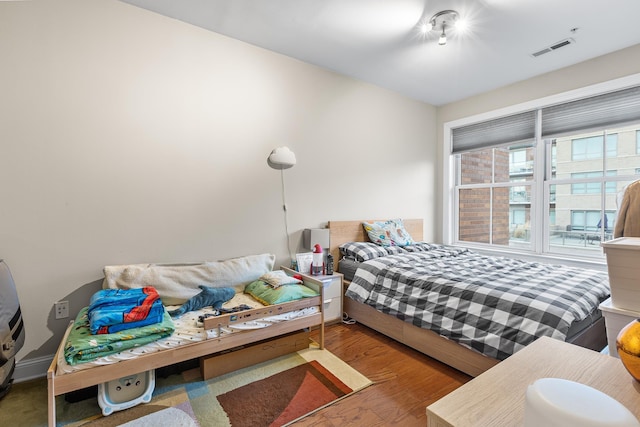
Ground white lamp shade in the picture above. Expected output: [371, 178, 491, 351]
[267, 147, 296, 169]
[303, 228, 330, 251]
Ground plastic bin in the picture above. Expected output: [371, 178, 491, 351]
[602, 237, 640, 312]
[599, 298, 640, 358]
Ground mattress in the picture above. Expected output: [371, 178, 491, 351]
[341, 244, 609, 359]
[56, 292, 318, 375]
[338, 258, 359, 282]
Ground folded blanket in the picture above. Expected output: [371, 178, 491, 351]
[91, 301, 165, 334]
[88, 287, 163, 335]
[65, 306, 175, 365]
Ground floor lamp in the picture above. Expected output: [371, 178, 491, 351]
[267, 147, 296, 264]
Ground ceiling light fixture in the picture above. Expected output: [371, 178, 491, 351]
[439, 25, 447, 45]
[421, 9, 461, 46]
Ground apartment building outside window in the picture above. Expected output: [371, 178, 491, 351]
[571, 134, 617, 160]
[448, 85, 640, 260]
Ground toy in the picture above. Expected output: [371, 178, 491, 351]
[168, 285, 235, 317]
[97, 370, 155, 416]
[311, 244, 324, 276]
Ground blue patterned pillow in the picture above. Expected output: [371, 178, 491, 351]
[339, 242, 388, 262]
[362, 219, 415, 247]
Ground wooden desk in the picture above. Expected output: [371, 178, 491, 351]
[426, 336, 640, 427]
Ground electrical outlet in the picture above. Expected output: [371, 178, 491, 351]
[55, 300, 69, 319]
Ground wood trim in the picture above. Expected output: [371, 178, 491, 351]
[343, 297, 498, 377]
[203, 296, 321, 329]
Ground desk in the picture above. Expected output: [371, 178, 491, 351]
[426, 336, 640, 427]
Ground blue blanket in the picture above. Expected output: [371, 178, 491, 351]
[88, 287, 164, 334]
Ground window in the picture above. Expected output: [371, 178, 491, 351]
[448, 84, 640, 260]
[571, 171, 617, 194]
[571, 134, 617, 160]
[457, 144, 534, 247]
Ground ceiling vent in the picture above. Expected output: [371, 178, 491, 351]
[531, 38, 575, 58]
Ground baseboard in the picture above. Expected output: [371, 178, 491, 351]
[14, 355, 54, 383]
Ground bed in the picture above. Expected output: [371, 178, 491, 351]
[329, 219, 610, 377]
[46, 261, 325, 427]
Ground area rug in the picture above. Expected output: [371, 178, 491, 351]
[55, 344, 372, 427]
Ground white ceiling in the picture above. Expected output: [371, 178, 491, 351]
[120, 0, 640, 106]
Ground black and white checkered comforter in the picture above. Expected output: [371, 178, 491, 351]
[345, 244, 610, 360]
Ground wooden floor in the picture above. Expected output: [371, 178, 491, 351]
[299, 322, 471, 426]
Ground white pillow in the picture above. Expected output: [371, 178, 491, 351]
[259, 270, 302, 289]
[103, 253, 276, 305]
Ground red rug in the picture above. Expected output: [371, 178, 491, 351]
[218, 360, 352, 427]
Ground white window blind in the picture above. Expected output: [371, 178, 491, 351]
[451, 110, 536, 153]
[541, 86, 640, 138]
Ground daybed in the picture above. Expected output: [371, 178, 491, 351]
[47, 256, 325, 426]
[329, 219, 609, 377]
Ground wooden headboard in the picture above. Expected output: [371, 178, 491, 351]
[328, 219, 424, 270]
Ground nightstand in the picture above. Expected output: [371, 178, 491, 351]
[281, 267, 343, 324]
[311, 272, 343, 324]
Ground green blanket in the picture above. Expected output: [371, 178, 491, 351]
[64, 306, 175, 365]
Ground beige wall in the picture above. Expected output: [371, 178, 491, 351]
[436, 43, 640, 243]
[0, 0, 436, 367]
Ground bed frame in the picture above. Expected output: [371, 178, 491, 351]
[47, 271, 325, 426]
[328, 219, 607, 377]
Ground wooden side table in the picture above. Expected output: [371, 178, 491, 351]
[426, 336, 640, 427]
[308, 272, 343, 323]
[282, 267, 343, 323]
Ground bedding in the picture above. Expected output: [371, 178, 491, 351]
[88, 287, 164, 334]
[258, 270, 303, 288]
[65, 306, 175, 365]
[362, 218, 415, 246]
[103, 253, 276, 305]
[56, 291, 320, 375]
[244, 279, 320, 305]
[345, 243, 610, 360]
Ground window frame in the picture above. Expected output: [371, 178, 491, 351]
[442, 73, 640, 266]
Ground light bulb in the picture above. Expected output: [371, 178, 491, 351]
[420, 21, 433, 34]
[455, 18, 468, 32]
[438, 28, 447, 45]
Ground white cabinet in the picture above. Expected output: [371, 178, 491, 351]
[281, 267, 343, 324]
[316, 273, 343, 323]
